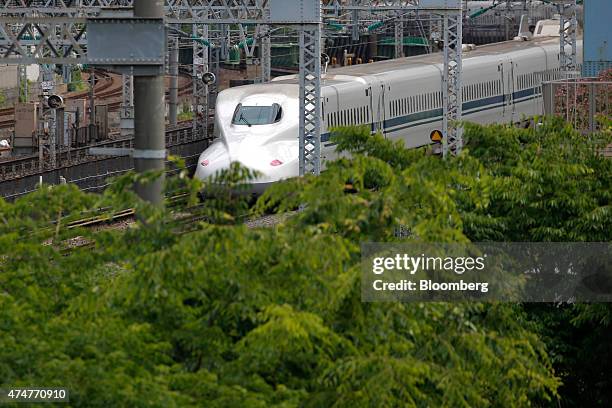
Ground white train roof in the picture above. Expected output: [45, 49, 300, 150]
[271, 36, 564, 87]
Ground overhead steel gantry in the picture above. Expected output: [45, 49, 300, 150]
[556, 0, 578, 77]
[0, 0, 465, 193]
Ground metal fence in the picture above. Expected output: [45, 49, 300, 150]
[543, 79, 612, 134]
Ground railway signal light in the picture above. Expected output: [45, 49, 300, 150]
[431, 130, 443, 156]
[430, 129, 443, 144]
[46, 94, 64, 110]
[202, 72, 216, 86]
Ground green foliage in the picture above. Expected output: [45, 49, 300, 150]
[178, 104, 194, 121]
[18, 80, 31, 103]
[68, 68, 87, 92]
[463, 118, 612, 241]
[1, 119, 610, 406]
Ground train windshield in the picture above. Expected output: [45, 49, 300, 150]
[232, 103, 282, 126]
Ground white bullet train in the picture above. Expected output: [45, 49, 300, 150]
[195, 25, 582, 192]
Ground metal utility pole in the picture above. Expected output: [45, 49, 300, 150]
[351, 0, 360, 42]
[192, 22, 209, 140]
[169, 35, 179, 126]
[120, 73, 134, 136]
[133, 0, 165, 205]
[441, 7, 463, 158]
[220, 24, 230, 61]
[259, 24, 272, 83]
[62, 65, 72, 85]
[298, 21, 322, 176]
[88, 68, 96, 136]
[558, 0, 578, 77]
[395, 11, 404, 59]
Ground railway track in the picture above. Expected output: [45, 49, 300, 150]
[0, 69, 115, 129]
[0, 70, 192, 130]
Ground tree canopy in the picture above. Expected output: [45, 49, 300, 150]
[0, 118, 610, 407]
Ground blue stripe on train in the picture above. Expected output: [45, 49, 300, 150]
[322, 87, 540, 141]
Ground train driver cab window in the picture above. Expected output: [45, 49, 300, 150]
[232, 103, 282, 126]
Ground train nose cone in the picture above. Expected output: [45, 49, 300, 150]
[195, 141, 231, 181]
[195, 137, 299, 194]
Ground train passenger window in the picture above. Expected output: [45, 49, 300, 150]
[232, 103, 282, 126]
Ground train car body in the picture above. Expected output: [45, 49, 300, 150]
[196, 34, 583, 192]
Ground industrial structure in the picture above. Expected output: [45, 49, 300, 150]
[0, 0, 600, 202]
[582, 0, 611, 77]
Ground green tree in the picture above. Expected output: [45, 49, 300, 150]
[1, 119, 610, 407]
